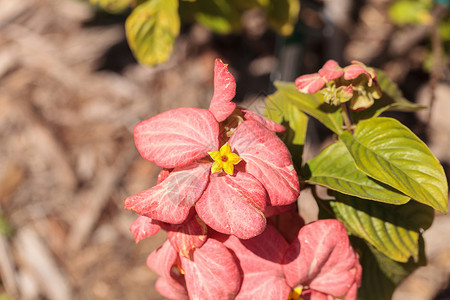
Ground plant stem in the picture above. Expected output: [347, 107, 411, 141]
[341, 103, 352, 132]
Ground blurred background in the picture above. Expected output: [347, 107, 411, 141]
[0, 0, 449, 299]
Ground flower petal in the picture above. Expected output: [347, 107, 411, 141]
[241, 109, 285, 133]
[283, 219, 361, 298]
[208, 150, 221, 161]
[318, 59, 344, 82]
[209, 59, 237, 122]
[295, 73, 325, 94]
[155, 278, 189, 300]
[129, 216, 162, 243]
[195, 172, 267, 239]
[147, 241, 188, 299]
[124, 162, 211, 224]
[227, 152, 242, 165]
[134, 108, 219, 168]
[180, 238, 241, 299]
[223, 225, 291, 300]
[229, 120, 300, 206]
[168, 215, 208, 258]
[343, 62, 372, 81]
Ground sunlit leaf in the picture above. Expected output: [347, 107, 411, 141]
[330, 192, 433, 262]
[303, 141, 410, 204]
[274, 81, 343, 134]
[340, 117, 448, 213]
[265, 89, 308, 169]
[125, 0, 180, 65]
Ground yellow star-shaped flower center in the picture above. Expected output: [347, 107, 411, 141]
[208, 142, 242, 175]
[287, 286, 304, 300]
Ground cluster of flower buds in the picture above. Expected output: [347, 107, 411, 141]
[295, 60, 382, 111]
[125, 59, 362, 299]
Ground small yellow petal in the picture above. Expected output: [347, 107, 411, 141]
[223, 162, 234, 175]
[208, 150, 221, 161]
[227, 153, 242, 165]
[219, 142, 232, 156]
[211, 161, 223, 173]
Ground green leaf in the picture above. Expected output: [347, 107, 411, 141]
[303, 141, 410, 204]
[355, 236, 426, 300]
[125, 0, 180, 66]
[274, 81, 343, 134]
[340, 118, 448, 213]
[352, 69, 426, 122]
[389, 0, 433, 25]
[330, 192, 433, 262]
[90, 0, 134, 14]
[265, 90, 308, 169]
[259, 0, 300, 36]
[190, 0, 242, 34]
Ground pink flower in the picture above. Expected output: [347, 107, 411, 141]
[125, 59, 299, 239]
[145, 218, 361, 300]
[294, 60, 381, 111]
[283, 219, 362, 300]
[147, 235, 242, 299]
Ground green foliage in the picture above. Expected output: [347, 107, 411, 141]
[340, 117, 448, 213]
[257, 0, 300, 36]
[356, 237, 426, 300]
[125, 0, 180, 66]
[274, 81, 343, 134]
[89, 0, 134, 14]
[389, 0, 433, 25]
[265, 88, 308, 170]
[330, 192, 433, 262]
[89, 0, 300, 65]
[303, 141, 409, 204]
[0, 213, 13, 237]
[266, 63, 448, 298]
[185, 0, 242, 34]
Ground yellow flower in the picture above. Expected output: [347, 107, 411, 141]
[288, 286, 304, 300]
[208, 142, 242, 175]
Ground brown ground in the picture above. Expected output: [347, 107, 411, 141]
[0, 0, 449, 299]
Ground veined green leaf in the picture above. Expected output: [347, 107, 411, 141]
[274, 81, 343, 134]
[355, 236, 426, 300]
[125, 0, 180, 66]
[265, 90, 308, 169]
[303, 141, 409, 203]
[352, 69, 426, 122]
[331, 192, 433, 262]
[340, 117, 448, 213]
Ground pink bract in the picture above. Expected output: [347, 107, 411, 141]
[295, 73, 325, 94]
[125, 59, 299, 239]
[223, 225, 291, 300]
[148, 238, 242, 299]
[129, 216, 162, 243]
[283, 219, 362, 299]
[209, 59, 237, 122]
[318, 59, 344, 82]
